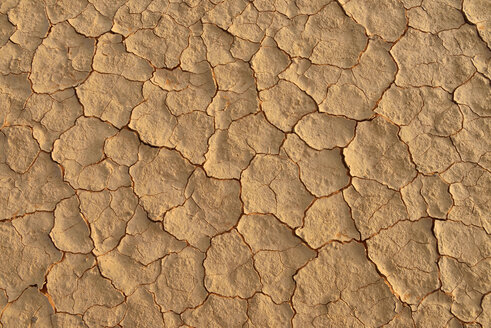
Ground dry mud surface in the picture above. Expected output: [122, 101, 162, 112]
[0, 0, 490, 327]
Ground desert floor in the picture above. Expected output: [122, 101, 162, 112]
[0, 0, 490, 327]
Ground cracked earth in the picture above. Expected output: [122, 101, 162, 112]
[0, 0, 490, 327]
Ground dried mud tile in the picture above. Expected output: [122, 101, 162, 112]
[391, 28, 476, 91]
[451, 110, 490, 170]
[129, 146, 194, 220]
[418, 176, 454, 219]
[412, 291, 460, 327]
[47, 253, 124, 314]
[254, 0, 330, 17]
[24, 89, 84, 152]
[0, 212, 61, 301]
[259, 80, 317, 132]
[78, 187, 139, 256]
[51, 313, 87, 328]
[407, 0, 465, 33]
[454, 73, 491, 117]
[83, 302, 126, 328]
[45, 0, 88, 24]
[68, 4, 113, 37]
[246, 293, 294, 328]
[202, 23, 235, 67]
[241, 154, 314, 228]
[0, 287, 53, 328]
[163, 168, 241, 251]
[128, 81, 177, 148]
[230, 36, 260, 61]
[255, 245, 315, 304]
[294, 112, 356, 150]
[2, 125, 39, 173]
[87, 0, 127, 18]
[149, 246, 207, 313]
[152, 67, 216, 115]
[367, 218, 440, 305]
[120, 287, 165, 328]
[119, 206, 186, 265]
[30, 22, 95, 93]
[182, 294, 248, 327]
[0, 40, 33, 74]
[228, 3, 264, 43]
[52, 117, 128, 190]
[1, 0, 490, 325]
[50, 195, 94, 253]
[341, 0, 407, 42]
[0, 13, 15, 47]
[206, 88, 259, 129]
[283, 133, 350, 196]
[0, 152, 74, 220]
[476, 293, 491, 327]
[180, 34, 211, 73]
[320, 38, 397, 120]
[204, 230, 261, 298]
[297, 193, 360, 248]
[76, 72, 144, 129]
[401, 174, 453, 220]
[104, 128, 140, 167]
[250, 37, 290, 90]
[7, 0, 49, 50]
[165, 0, 213, 27]
[275, 2, 367, 68]
[93, 33, 153, 81]
[382, 305, 415, 328]
[214, 60, 255, 94]
[204, 112, 283, 179]
[279, 58, 341, 104]
[463, 0, 491, 48]
[75, 158, 132, 191]
[162, 312, 183, 328]
[441, 162, 490, 231]
[293, 242, 399, 327]
[96, 249, 161, 295]
[169, 111, 215, 165]
[439, 24, 491, 78]
[237, 213, 304, 252]
[124, 14, 189, 68]
[396, 87, 463, 173]
[376, 85, 424, 126]
[0, 288, 7, 313]
[202, 0, 249, 30]
[320, 300, 384, 327]
[52, 116, 116, 168]
[434, 220, 490, 266]
[344, 117, 417, 189]
[0, 73, 32, 126]
[344, 177, 409, 239]
[439, 256, 490, 322]
[111, 1, 158, 37]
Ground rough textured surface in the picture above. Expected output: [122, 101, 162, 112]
[0, 1, 490, 327]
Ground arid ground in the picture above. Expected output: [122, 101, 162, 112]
[0, 0, 490, 327]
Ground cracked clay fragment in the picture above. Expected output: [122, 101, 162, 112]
[204, 230, 261, 298]
[30, 22, 95, 93]
[344, 117, 417, 189]
[297, 193, 360, 248]
[367, 218, 440, 305]
[293, 242, 399, 327]
[241, 153, 314, 228]
[129, 145, 194, 220]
